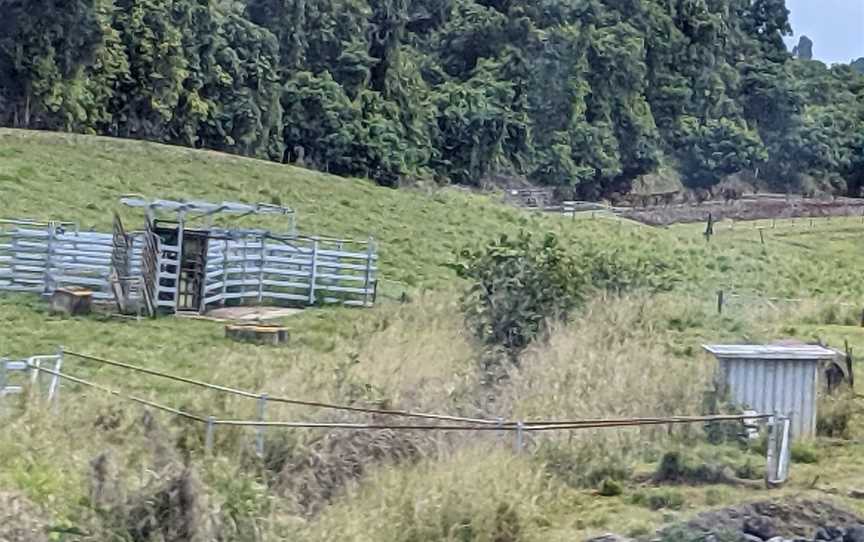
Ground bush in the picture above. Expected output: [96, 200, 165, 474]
[630, 488, 685, 511]
[790, 442, 820, 464]
[453, 232, 584, 362]
[454, 231, 674, 372]
[598, 478, 623, 497]
[817, 392, 857, 439]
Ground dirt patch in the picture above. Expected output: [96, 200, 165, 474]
[196, 306, 303, 323]
[679, 498, 864, 539]
[619, 195, 864, 226]
[0, 492, 50, 542]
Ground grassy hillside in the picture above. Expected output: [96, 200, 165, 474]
[1, 130, 864, 541]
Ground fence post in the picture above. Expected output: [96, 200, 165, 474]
[258, 237, 266, 303]
[777, 416, 791, 483]
[256, 393, 268, 458]
[43, 222, 56, 294]
[205, 416, 215, 454]
[704, 213, 714, 242]
[0, 358, 7, 397]
[717, 290, 724, 315]
[308, 239, 318, 305]
[241, 238, 248, 301]
[765, 415, 777, 486]
[30, 357, 41, 386]
[364, 237, 375, 307]
[221, 239, 228, 306]
[47, 348, 64, 410]
[514, 421, 524, 453]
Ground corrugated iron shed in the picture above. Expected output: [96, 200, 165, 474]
[703, 344, 837, 438]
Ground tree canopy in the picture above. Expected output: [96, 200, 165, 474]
[1, 0, 861, 196]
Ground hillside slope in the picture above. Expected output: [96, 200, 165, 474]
[1, 130, 863, 541]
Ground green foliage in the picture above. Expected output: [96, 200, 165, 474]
[454, 232, 583, 359]
[676, 118, 768, 188]
[817, 391, 857, 439]
[790, 441, 819, 464]
[1, 0, 862, 192]
[629, 488, 685, 511]
[598, 478, 623, 497]
[454, 230, 677, 364]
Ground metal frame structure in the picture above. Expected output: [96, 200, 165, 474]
[704, 344, 838, 438]
[0, 197, 378, 317]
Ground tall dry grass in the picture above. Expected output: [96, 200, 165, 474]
[0, 291, 817, 540]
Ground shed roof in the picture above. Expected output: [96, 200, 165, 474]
[702, 344, 840, 360]
[120, 196, 294, 216]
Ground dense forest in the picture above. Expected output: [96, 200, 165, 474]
[1, 0, 862, 198]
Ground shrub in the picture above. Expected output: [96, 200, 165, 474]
[453, 232, 583, 363]
[630, 488, 685, 511]
[817, 392, 857, 439]
[454, 231, 675, 372]
[535, 441, 632, 489]
[598, 478, 623, 497]
[790, 442, 819, 464]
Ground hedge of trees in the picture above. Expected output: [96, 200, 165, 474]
[1, 0, 862, 197]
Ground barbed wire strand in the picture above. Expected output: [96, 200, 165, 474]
[64, 350, 498, 425]
[36, 361, 771, 433]
[35, 365, 206, 423]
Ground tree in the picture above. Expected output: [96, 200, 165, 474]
[0, 0, 102, 128]
[676, 117, 767, 188]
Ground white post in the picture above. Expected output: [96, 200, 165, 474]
[221, 239, 228, 306]
[256, 393, 268, 458]
[514, 421, 524, 453]
[47, 348, 64, 411]
[364, 237, 375, 307]
[258, 237, 266, 303]
[205, 416, 215, 454]
[0, 358, 7, 397]
[777, 416, 791, 483]
[174, 211, 185, 312]
[765, 415, 778, 485]
[309, 240, 318, 305]
[43, 222, 55, 294]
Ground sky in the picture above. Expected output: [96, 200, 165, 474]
[784, 0, 864, 64]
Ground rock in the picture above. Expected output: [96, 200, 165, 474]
[740, 535, 764, 542]
[744, 518, 781, 540]
[827, 528, 847, 540]
[849, 490, 864, 500]
[844, 527, 864, 542]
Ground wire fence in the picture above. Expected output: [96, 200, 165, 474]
[5, 349, 773, 453]
[5, 347, 794, 484]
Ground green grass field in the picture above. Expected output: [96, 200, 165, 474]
[1, 129, 864, 541]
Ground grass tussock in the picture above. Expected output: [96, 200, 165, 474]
[298, 446, 572, 542]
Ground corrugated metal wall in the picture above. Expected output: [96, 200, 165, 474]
[719, 358, 818, 437]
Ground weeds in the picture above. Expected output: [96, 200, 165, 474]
[630, 488, 686, 511]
